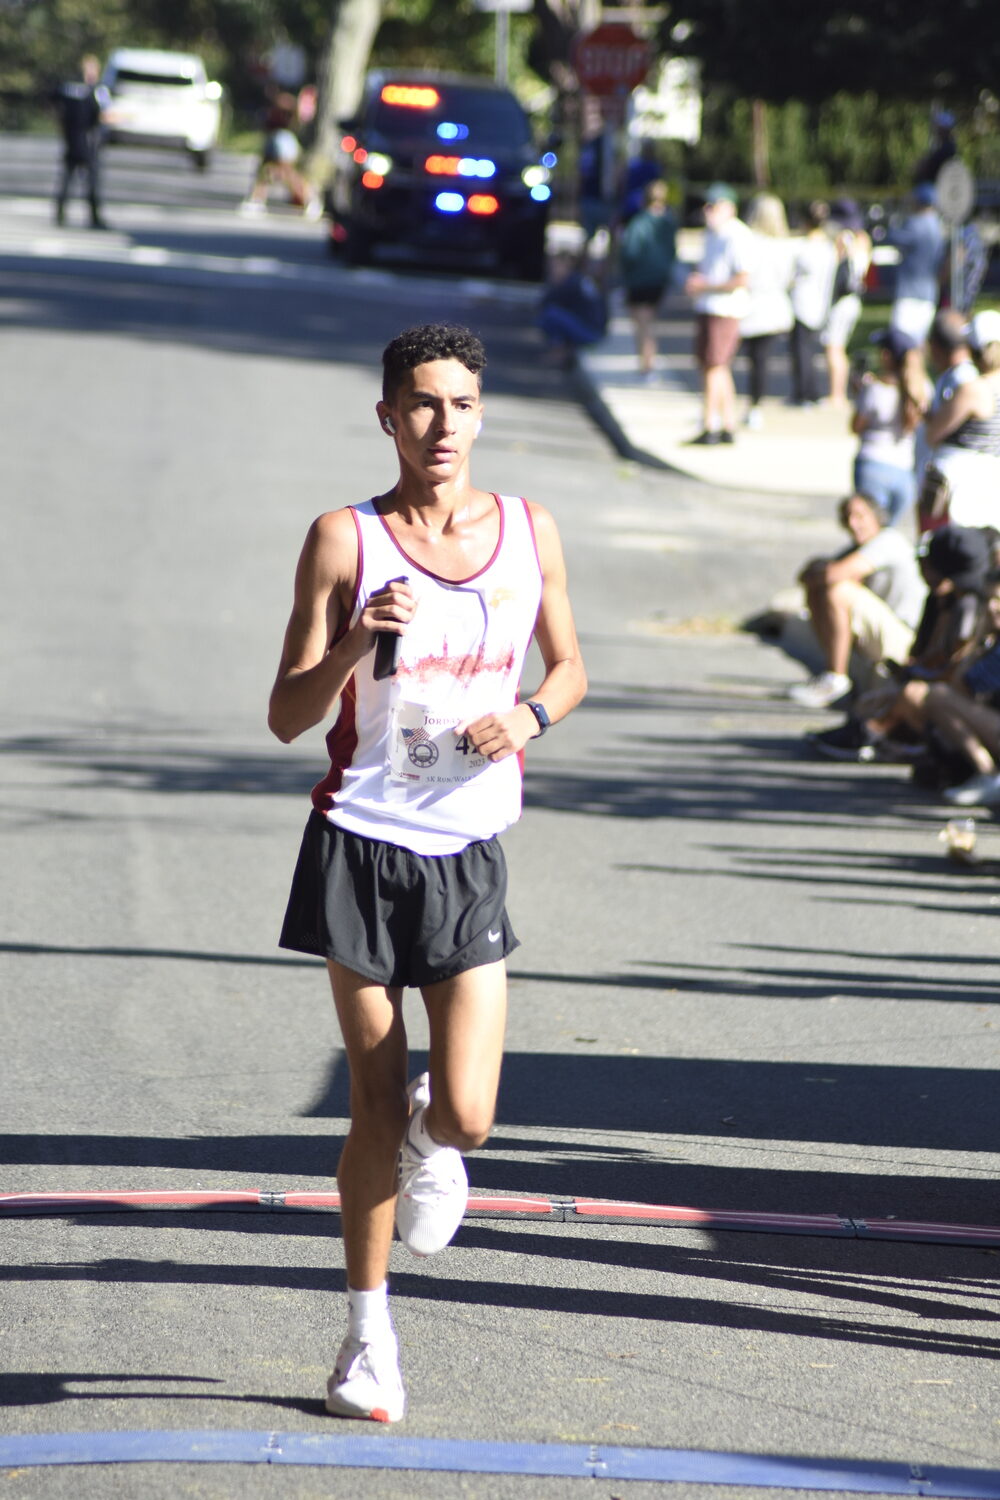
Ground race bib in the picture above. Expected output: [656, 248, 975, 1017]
[386, 699, 489, 791]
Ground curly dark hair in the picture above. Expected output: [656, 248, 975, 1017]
[381, 324, 487, 400]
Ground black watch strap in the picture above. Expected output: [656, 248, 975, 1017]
[525, 700, 550, 737]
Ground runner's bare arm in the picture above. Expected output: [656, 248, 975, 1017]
[457, 502, 587, 762]
[267, 509, 416, 743]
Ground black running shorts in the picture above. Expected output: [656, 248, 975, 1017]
[278, 811, 519, 989]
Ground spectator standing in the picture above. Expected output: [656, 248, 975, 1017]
[788, 201, 837, 406]
[851, 328, 929, 524]
[619, 140, 662, 224]
[916, 309, 978, 516]
[618, 180, 677, 381]
[920, 309, 1000, 531]
[739, 192, 794, 429]
[823, 199, 872, 407]
[52, 54, 108, 229]
[684, 183, 753, 445]
[886, 184, 946, 344]
[787, 491, 926, 708]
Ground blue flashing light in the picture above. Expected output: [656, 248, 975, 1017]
[530, 184, 552, 203]
[541, 151, 558, 169]
[434, 191, 465, 214]
[436, 121, 469, 141]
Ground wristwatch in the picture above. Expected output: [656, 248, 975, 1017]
[525, 700, 550, 737]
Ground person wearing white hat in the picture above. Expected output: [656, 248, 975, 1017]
[920, 308, 1000, 530]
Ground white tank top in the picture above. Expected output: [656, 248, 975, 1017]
[313, 494, 543, 855]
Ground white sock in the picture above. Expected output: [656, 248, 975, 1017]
[346, 1282, 391, 1344]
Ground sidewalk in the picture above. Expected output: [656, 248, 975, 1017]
[577, 290, 857, 499]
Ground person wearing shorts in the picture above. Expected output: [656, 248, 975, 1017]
[684, 182, 753, 445]
[618, 178, 677, 380]
[786, 491, 926, 709]
[268, 323, 586, 1424]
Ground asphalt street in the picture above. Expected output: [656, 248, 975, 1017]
[1, 139, 998, 1499]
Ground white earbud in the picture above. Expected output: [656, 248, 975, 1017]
[383, 415, 396, 435]
[474, 419, 483, 437]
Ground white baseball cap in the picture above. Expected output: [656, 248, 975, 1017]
[967, 309, 1000, 350]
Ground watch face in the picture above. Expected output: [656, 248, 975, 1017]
[528, 701, 550, 733]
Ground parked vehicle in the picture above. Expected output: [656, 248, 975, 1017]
[326, 70, 553, 279]
[101, 49, 223, 171]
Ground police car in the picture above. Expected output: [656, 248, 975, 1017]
[326, 71, 554, 279]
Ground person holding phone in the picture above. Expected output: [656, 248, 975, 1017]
[267, 323, 586, 1424]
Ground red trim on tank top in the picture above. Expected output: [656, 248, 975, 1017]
[310, 512, 363, 812]
[372, 494, 506, 584]
[348, 505, 364, 616]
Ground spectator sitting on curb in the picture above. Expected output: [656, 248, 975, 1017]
[892, 574, 1000, 803]
[536, 251, 607, 369]
[934, 578, 1000, 804]
[786, 492, 927, 709]
[807, 523, 993, 761]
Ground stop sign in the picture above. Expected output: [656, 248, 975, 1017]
[573, 24, 654, 97]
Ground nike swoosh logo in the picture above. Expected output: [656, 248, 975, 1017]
[488, 928, 502, 943]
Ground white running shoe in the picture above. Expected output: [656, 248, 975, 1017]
[944, 770, 1000, 806]
[325, 1332, 405, 1423]
[787, 671, 852, 708]
[396, 1080, 468, 1257]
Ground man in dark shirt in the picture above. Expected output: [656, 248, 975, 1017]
[53, 55, 108, 229]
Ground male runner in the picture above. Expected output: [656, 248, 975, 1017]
[268, 324, 586, 1423]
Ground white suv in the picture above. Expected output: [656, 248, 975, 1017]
[101, 48, 223, 171]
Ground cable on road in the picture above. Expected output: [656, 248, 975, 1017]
[0, 1430, 998, 1493]
[1, 1190, 998, 1246]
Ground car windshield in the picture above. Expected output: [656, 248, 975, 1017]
[113, 69, 198, 88]
[369, 84, 531, 149]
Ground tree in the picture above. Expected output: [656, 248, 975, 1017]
[661, 0, 1000, 104]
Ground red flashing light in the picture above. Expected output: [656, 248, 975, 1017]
[352, 147, 368, 165]
[424, 155, 461, 176]
[381, 84, 439, 109]
[468, 194, 499, 216]
[340, 135, 357, 152]
[361, 171, 384, 190]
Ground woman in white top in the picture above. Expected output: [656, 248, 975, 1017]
[851, 327, 930, 524]
[739, 192, 795, 428]
[823, 199, 872, 407]
[920, 308, 1000, 531]
[789, 200, 838, 405]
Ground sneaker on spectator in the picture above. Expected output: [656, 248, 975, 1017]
[943, 770, 1000, 806]
[807, 716, 879, 761]
[326, 1332, 405, 1423]
[396, 1076, 468, 1258]
[788, 671, 852, 708]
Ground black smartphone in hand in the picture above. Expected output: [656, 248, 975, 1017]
[373, 576, 408, 680]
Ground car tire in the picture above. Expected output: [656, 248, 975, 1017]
[344, 227, 373, 267]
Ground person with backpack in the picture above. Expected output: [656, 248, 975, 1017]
[618, 179, 677, 381]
